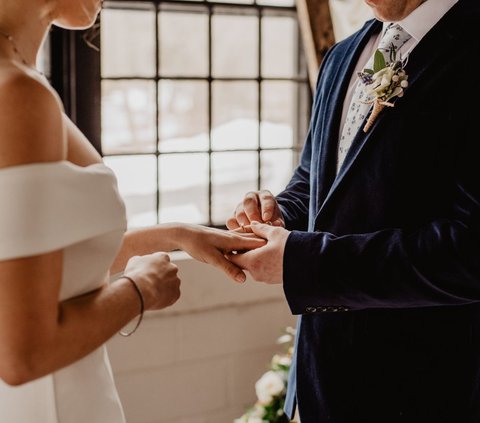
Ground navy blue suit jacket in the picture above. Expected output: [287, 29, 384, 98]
[278, 0, 480, 421]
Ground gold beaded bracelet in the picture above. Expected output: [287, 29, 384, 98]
[119, 275, 145, 337]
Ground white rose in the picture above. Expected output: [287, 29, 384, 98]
[276, 334, 293, 344]
[251, 404, 265, 417]
[278, 355, 292, 367]
[286, 326, 297, 336]
[255, 371, 285, 404]
[370, 67, 394, 96]
[272, 354, 292, 368]
[247, 418, 264, 423]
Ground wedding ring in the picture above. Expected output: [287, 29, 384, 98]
[240, 224, 246, 232]
[265, 221, 272, 225]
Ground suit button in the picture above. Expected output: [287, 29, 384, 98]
[320, 307, 328, 312]
[305, 306, 317, 313]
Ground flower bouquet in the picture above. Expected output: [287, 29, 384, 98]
[234, 327, 296, 423]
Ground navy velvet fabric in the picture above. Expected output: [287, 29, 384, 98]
[278, 0, 480, 421]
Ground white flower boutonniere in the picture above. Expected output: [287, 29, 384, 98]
[357, 46, 409, 132]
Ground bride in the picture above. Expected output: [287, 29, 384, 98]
[0, 0, 263, 421]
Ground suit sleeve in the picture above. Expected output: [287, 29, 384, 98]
[283, 115, 480, 312]
[276, 130, 312, 232]
[275, 45, 338, 232]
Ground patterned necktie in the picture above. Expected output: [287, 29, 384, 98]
[336, 24, 412, 173]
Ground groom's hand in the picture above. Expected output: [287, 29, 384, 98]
[227, 222, 289, 284]
[226, 190, 285, 230]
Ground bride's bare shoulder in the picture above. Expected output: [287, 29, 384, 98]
[0, 64, 66, 169]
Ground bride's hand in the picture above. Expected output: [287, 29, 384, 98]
[124, 252, 181, 311]
[176, 224, 266, 283]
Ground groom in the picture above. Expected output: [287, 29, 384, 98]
[227, 0, 480, 421]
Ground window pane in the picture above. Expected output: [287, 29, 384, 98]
[99, 1, 309, 230]
[159, 6, 209, 77]
[262, 15, 297, 78]
[104, 155, 157, 228]
[102, 80, 156, 154]
[212, 81, 258, 150]
[257, 0, 295, 6]
[260, 150, 294, 195]
[101, 8, 156, 78]
[261, 81, 298, 149]
[209, 0, 253, 4]
[212, 11, 258, 77]
[159, 154, 209, 224]
[159, 81, 209, 153]
[38, 37, 51, 78]
[212, 151, 258, 225]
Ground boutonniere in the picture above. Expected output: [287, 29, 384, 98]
[357, 46, 409, 132]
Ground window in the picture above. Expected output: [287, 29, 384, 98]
[79, 0, 310, 227]
[38, 37, 51, 78]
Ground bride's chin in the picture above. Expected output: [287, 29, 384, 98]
[53, 3, 101, 30]
[53, 12, 99, 30]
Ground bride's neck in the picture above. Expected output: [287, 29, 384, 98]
[0, 1, 53, 68]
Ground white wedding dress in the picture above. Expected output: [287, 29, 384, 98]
[0, 161, 128, 422]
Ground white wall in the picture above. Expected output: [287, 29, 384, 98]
[107, 252, 296, 423]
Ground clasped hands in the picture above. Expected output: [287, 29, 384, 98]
[169, 190, 288, 286]
[225, 190, 289, 285]
[122, 190, 288, 315]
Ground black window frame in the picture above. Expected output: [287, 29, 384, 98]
[49, 0, 311, 228]
[50, 26, 102, 154]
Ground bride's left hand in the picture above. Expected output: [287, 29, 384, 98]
[176, 224, 266, 283]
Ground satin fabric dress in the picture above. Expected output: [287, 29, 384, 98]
[0, 161, 127, 422]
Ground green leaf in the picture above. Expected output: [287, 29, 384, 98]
[373, 50, 386, 73]
[363, 68, 375, 75]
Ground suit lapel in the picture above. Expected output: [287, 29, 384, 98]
[314, 19, 383, 210]
[314, 0, 469, 226]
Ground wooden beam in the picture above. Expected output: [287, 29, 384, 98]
[296, 0, 335, 92]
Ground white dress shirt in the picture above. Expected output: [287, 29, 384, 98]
[338, 0, 459, 136]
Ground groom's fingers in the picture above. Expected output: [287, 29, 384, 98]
[226, 204, 248, 229]
[243, 192, 262, 223]
[230, 227, 254, 234]
[258, 190, 276, 222]
[271, 218, 285, 227]
[229, 234, 266, 251]
[235, 203, 250, 226]
[249, 221, 275, 239]
[212, 252, 247, 283]
[226, 216, 240, 230]
[226, 251, 251, 271]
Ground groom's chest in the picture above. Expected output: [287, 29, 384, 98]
[307, 44, 464, 233]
